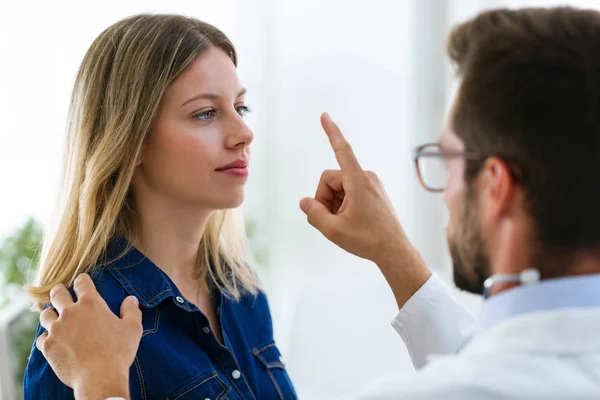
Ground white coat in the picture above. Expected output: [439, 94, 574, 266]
[347, 275, 600, 399]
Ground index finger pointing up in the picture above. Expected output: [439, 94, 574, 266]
[321, 113, 363, 174]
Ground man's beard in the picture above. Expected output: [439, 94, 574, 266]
[448, 189, 490, 295]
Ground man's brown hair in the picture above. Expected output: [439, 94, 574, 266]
[449, 7, 600, 272]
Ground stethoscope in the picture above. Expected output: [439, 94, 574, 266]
[483, 269, 541, 299]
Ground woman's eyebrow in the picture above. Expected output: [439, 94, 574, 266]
[182, 88, 247, 107]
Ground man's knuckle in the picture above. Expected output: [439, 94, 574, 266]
[59, 305, 73, 318]
[325, 225, 341, 240]
[133, 322, 143, 335]
[36, 333, 46, 348]
[41, 307, 53, 319]
[77, 293, 94, 306]
[43, 335, 56, 351]
[49, 284, 63, 297]
[74, 275, 87, 289]
[338, 142, 353, 153]
[363, 170, 377, 181]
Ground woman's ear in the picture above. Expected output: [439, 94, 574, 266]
[135, 149, 143, 167]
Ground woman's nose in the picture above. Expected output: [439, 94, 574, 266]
[225, 116, 254, 149]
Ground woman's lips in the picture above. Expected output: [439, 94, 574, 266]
[216, 159, 248, 176]
[216, 166, 248, 177]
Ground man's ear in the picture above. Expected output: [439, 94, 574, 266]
[480, 157, 516, 223]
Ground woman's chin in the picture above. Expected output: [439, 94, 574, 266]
[190, 188, 245, 211]
[214, 195, 245, 210]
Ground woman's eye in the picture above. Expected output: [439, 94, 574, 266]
[193, 110, 216, 121]
[236, 105, 252, 118]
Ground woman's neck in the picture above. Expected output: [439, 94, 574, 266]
[132, 193, 212, 283]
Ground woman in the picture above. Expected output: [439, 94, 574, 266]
[24, 14, 297, 400]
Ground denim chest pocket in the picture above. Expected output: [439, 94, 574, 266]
[165, 370, 230, 400]
[253, 342, 298, 400]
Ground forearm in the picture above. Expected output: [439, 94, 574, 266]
[74, 372, 130, 400]
[376, 245, 432, 309]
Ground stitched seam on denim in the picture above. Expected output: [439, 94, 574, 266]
[215, 375, 232, 400]
[216, 391, 228, 400]
[111, 268, 144, 299]
[267, 369, 285, 400]
[110, 267, 173, 307]
[252, 343, 285, 369]
[211, 353, 247, 400]
[199, 325, 243, 400]
[141, 308, 160, 338]
[253, 342, 276, 354]
[114, 255, 148, 270]
[109, 260, 177, 308]
[210, 329, 254, 400]
[160, 272, 174, 292]
[254, 353, 285, 369]
[236, 367, 257, 400]
[172, 372, 219, 400]
[145, 289, 173, 305]
[224, 330, 257, 400]
[134, 356, 146, 400]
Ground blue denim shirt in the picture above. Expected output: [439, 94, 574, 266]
[24, 239, 297, 399]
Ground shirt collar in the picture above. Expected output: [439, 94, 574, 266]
[101, 236, 197, 311]
[477, 273, 600, 333]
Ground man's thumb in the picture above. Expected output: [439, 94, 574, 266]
[120, 296, 142, 326]
[300, 197, 334, 231]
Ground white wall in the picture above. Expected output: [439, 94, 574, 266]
[232, 0, 458, 397]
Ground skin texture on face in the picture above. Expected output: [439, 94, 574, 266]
[133, 47, 254, 211]
[440, 126, 490, 295]
[442, 96, 533, 296]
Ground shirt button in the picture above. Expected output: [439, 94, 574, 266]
[175, 296, 184, 303]
[232, 370, 241, 380]
[202, 326, 211, 334]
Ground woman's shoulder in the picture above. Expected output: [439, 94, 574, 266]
[24, 322, 75, 399]
[232, 286, 270, 310]
[225, 288, 274, 332]
[87, 267, 130, 316]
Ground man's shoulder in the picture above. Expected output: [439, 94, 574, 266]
[381, 351, 590, 400]
[350, 356, 511, 400]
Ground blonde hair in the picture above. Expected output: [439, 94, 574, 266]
[28, 14, 258, 310]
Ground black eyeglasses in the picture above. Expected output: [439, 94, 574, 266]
[413, 143, 482, 192]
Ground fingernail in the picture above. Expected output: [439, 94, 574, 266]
[323, 112, 331, 122]
[127, 296, 139, 306]
[300, 199, 308, 213]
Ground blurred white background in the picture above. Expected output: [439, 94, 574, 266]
[1, 0, 599, 398]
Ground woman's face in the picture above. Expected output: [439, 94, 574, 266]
[135, 47, 253, 210]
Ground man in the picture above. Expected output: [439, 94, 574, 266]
[34, 6, 600, 399]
